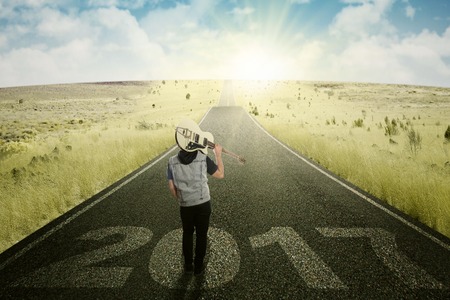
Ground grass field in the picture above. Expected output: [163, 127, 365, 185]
[234, 80, 450, 238]
[1, 80, 449, 254]
[0, 80, 221, 253]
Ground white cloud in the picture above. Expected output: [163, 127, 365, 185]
[328, 37, 411, 84]
[289, 0, 311, 4]
[315, 0, 450, 86]
[87, 0, 149, 9]
[0, 0, 449, 87]
[0, 48, 60, 87]
[401, 0, 415, 20]
[330, 0, 396, 38]
[231, 6, 255, 16]
[36, 8, 85, 39]
[140, 3, 195, 42]
[405, 5, 415, 19]
[0, 5, 166, 87]
[322, 26, 450, 86]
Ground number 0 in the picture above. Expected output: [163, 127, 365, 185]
[149, 227, 240, 289]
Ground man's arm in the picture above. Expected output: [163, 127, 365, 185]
[212, 144, 224, 179]
[168, 179, 178, 198]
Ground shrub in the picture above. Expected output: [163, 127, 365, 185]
[407, 128, 422, 155]
[0, 141, 28, 159]
[186, 93, 191, 100]
[136, 121, 152, 130]
[353, 118, 364, 128]
[445, 125, 450, 141]
[384, 119, 399, 136]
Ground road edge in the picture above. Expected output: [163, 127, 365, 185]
[0, 108, 213, 271]
[246, 112, 450, 251]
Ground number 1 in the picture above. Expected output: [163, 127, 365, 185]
[249, 227, 347, 289]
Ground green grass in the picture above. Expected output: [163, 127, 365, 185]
[0, 80, 221, 253]
[234, 80, 450, 238]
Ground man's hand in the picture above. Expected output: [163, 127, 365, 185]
[168, 180, 178, 199]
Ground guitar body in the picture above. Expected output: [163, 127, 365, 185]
[175, 119, 214, 155]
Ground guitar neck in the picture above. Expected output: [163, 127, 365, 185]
[207, 142, 245, 164]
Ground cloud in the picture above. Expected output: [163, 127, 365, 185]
[324, 26, 450, 86]
[314, 0, 450, 86]
[405, 5, 415, 19]
[0, 4, 165, 86]
[0, 0, 449, 87]
[36, 8, 86, 39]
[396, 28, 450, 83]
[87, 0, 149, 9]
[401, 0, 415, 20]
[289, 0, 311, 4]
[230, 6, 255, 16]
[330, 0, 396, 38]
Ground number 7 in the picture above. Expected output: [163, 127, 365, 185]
[249, 227, 347, 289]
[316, 228, 445, 289]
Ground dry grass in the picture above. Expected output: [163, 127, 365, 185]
[2, 79, 449, 254]
[0, 80, 221, 253]
[234, 80, 450, 238]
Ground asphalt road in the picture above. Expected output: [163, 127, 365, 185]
[0, 83, 449, 299]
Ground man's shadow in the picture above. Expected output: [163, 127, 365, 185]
[170, 240, 210, 299]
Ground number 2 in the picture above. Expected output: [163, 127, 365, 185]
[12, 226, 153, 288]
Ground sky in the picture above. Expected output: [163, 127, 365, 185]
[0, 0, 449, 88]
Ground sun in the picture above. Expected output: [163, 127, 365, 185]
[231, 45, 288, 80]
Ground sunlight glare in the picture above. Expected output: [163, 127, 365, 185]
[231, 46, 287, 80]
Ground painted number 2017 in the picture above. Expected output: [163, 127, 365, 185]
[12, 226, 444, 290]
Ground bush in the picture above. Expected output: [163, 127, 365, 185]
[353, 118, 364, 128]
[407, 128, 422, 155]
[186, 93, 191, 100]
[0, 141, 28, 159]
[384, 118, 399, 136]
[445, 125, 450, 141]
[136, 121, 152, 130]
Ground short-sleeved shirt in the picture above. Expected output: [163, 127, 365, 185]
[168, 150, 218, 207]
[167, 151, 218, 180]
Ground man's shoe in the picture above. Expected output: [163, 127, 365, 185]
[194, 264, 205, 276]
[184, 264, 194, 275]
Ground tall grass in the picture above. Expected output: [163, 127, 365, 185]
[267, 125, 450, 236]
[234, 80, 450, 238]
[0, 128, 174, 247]
[0, 80, 220, 253]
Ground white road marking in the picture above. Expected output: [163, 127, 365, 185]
[250, 227, 347, 289]
[247, 113, 450, 251]
[317, 227, 445, 289]
[0, 109, 213, 271]
[12, 226, 153, 288]
[149, 227, 240, 289]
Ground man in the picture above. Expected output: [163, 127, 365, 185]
[167, 143, 224, 275]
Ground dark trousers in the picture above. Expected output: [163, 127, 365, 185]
[180, 201, 211, 267]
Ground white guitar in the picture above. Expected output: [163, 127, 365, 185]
[175, 119, 246, 164]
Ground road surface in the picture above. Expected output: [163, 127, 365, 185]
[0, 82, 449, 299]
